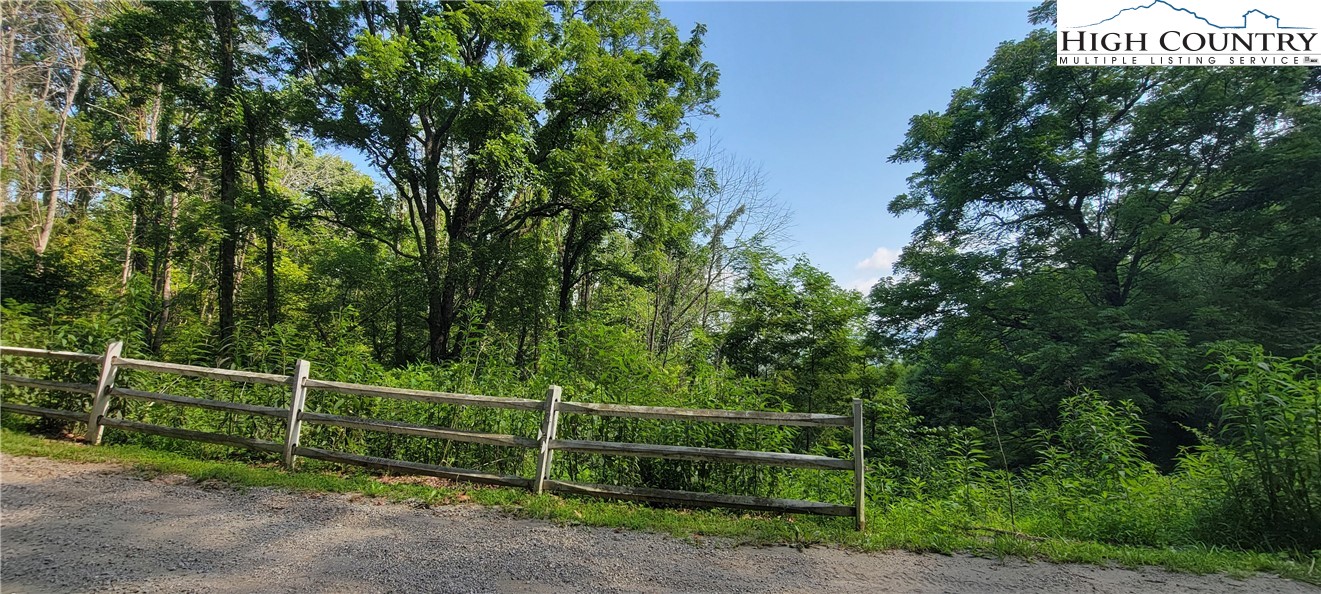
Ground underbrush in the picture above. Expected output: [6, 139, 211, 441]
[4, 305, 1319, 577]
[860, 348, 1321, 559]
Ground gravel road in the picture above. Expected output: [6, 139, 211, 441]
[1, 453, 1315, 594]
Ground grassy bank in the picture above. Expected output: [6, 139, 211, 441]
[1, 428, 1315, 585]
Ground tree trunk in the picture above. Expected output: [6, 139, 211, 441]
[557, 210, 582, 331]
[241, 96, 278, 327]
[0, 1, 18, 181]
[264, 229, 277, 326]
[419, 199, 449, 363]
[1093, 254, 1127, 307]
[32, 52, 84, 268]
[119, 213, 136, 294]
[146, 192, 178, 355]
[212, 1, 239, 363]
[514, 321, 529, 373]
[436, 244, 464, 361]
[578, 269, 591, 313]
[393, 285, 405, 366]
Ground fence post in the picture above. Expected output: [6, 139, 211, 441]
[283, 359, 311, 469]
[853, 398, 866, 531]
[533, 385, 562, 494]
[85, 341, 124, 445]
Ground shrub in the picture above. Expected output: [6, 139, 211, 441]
[1204, 345, 1321, 550]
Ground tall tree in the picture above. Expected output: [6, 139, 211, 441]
[90, 1, 282, 359]
[872, 29, 1313, 459]
[211, 0, 239, 362]
[90, 1, 215, 354]
[0, 0, 95, 270]
[271, 0, 717, 362]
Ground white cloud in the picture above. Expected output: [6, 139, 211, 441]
[846, 277, 880, 293]
[855, 246, 901, 273]
[846, 246, 902, 293]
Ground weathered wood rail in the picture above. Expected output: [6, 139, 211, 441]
[0, 342, 867, 529]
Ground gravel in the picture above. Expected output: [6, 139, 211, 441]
[1, 453, 1315, 594]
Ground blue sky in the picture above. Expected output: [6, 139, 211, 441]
[658, 1, 1039, 292]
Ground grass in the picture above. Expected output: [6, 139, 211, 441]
[2, 427, 1317, 585]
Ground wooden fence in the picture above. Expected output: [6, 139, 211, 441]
[0, 342, 866, 529]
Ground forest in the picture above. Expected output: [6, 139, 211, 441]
[2, 1, 1319, 558]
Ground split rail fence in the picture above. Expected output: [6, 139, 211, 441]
[0, 342, 866, 529]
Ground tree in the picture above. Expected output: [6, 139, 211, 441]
[722, 256, 866, 416]
[210, 0, 240, 361]
[645, 148, 790, 361]
[1197, 98, 1321, 356]
[872, 28, 1314, 461]
[0, 0, 97, 270]
[271, 0, 717, 362]
[89, 1, 291, 360]
[89, 2, 228, 356]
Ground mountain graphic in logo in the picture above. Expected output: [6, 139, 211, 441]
[1078, 1, 1311, 30]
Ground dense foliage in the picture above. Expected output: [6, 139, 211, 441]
[3, 1, 1318, 556]
[873, 31, 1321, 464]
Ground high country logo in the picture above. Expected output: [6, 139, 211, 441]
[1057, 0, 1321, 66]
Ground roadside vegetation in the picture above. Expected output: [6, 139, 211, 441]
[3, 428, 1317, 584]
[2, 0, 1319, 584]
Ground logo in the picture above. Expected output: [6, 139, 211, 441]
[1057, 0, 1320, 66]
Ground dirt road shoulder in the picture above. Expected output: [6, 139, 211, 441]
[2, 454, 1315, 593]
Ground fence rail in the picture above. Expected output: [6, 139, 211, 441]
[1, 341, 867, 529]
[554, 400, 852, 427]
[549, 439, 855, 470]
[0, 375, 97, 395]
[294, 446, 533, 489]
[0, 346, 101, 364]
[111, 386, 289, 418]
[300, 411, 540, 449]
[0, 402, 86, 424]
[542, 480, 856, 517]
[101, 417, 285, 454]
[115, 357, 292, 386]
[304, 378, 543, 411]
